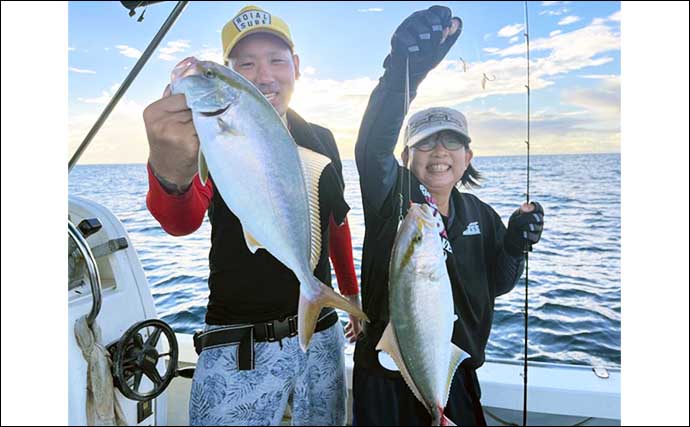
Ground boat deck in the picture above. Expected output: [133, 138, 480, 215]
[167, 333, 620, 426]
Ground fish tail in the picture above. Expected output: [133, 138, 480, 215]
[298, 277, 369, 351]
[441, 412, 457, 426]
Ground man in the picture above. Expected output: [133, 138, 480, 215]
[353, 6, 545, 425]
[143, 5, 360, 425]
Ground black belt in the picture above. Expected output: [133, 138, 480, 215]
[193, 309, 339, 370]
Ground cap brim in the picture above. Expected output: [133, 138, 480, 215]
[406, 124, 471, 148]
[224, 28, 294, 62]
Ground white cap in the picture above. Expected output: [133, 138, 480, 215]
[404, 107, 471, 148]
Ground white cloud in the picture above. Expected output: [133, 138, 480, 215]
[115, 44, 142, 59]
[158, 39, 190, 62]
[558, 16, 581, 26]
[550, 30, 562, 37]
[609, 10, 621, 22]
[509, 36, 519, 44]
[489, 18, 619, 73]
[483, 47, 500, 54]
[191, 47, 223, 63]
[562, 76, 620, 118]
[580, 74, 619, 80]
[290, 75, 378, 158]
[76, 95, 105, 104]
[498, 23, 525, 38]
[69, 67, 96, 74]
[539, 7, 569, 16]
[158, 53, 177, 61]
[104, 47, 110, 52]
[284, 17, 620, 158]
[459, 108, 618, 156]
[77, 83, 120, 105]
[357, 8, 383, 13]
[68, 46, 76, 52]
[69, 86, 149, 164]
[541, 1, 560, 6]
[302, 66, 317, 75]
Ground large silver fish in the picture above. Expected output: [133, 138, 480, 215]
[377, 203, 470, 426]
[169, 57, 368, 350]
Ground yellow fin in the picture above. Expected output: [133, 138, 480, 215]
[443, 344, 471, 406]
[298, 278, 369, 351]
[297, 147, 331, 271]
[376, 322, 428, 411]
[243, 229, 264, 254]
[198, 150, 209, 186]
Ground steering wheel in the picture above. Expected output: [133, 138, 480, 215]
[110, 319, 179, 401]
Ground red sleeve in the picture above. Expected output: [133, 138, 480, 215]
[145, 163, 214, 236]
[329, 215, 359, 296]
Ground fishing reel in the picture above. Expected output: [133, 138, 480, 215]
[108, 319, 179, 401]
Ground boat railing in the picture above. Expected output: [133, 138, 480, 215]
[68, 221, 103, 327]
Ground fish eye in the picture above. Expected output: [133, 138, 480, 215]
[204, 69, 215, 79]
[412, 234, 422, 244]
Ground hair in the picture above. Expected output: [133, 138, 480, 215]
[459, 161, 482, 188]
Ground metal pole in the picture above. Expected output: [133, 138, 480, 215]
[68, 221, 102, 327]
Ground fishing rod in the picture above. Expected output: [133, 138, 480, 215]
[522, 1, 531, 426]
[68, 1, 189, 173]
[398, 57, 412, 225]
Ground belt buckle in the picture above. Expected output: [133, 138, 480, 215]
[271, 317, 292, 341]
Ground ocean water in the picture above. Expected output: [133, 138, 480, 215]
[68, 153, 621, 368]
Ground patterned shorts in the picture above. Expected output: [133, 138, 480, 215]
[189, 321, 347, 426]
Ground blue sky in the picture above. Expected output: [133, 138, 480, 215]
[68, 1, 621, 164]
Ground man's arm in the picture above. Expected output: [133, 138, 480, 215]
[329, 215, 364, 342]
[143, 83, 207, 236]
[146, 163, 213, 236]
[329, 215, 359, 296]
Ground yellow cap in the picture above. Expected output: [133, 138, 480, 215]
[221, 5, 294, 64]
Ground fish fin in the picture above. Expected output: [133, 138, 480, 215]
[375, 323, 427, 410]
[198, 150, 209, 186]
[297, 147, 331, 272]
[242, 229, 264, 253]
[298, 277, 369, 351]
[443, 344, 471, 405]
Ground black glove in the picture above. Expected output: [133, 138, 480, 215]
[505, 201, 544, 257]
[382, 5, 463, 90]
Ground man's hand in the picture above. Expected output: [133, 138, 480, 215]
[343, 294, 364, 343]
[143, 85, 200, 194]
[505, 202, 545, 256]
[383, 5, 463, 88]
